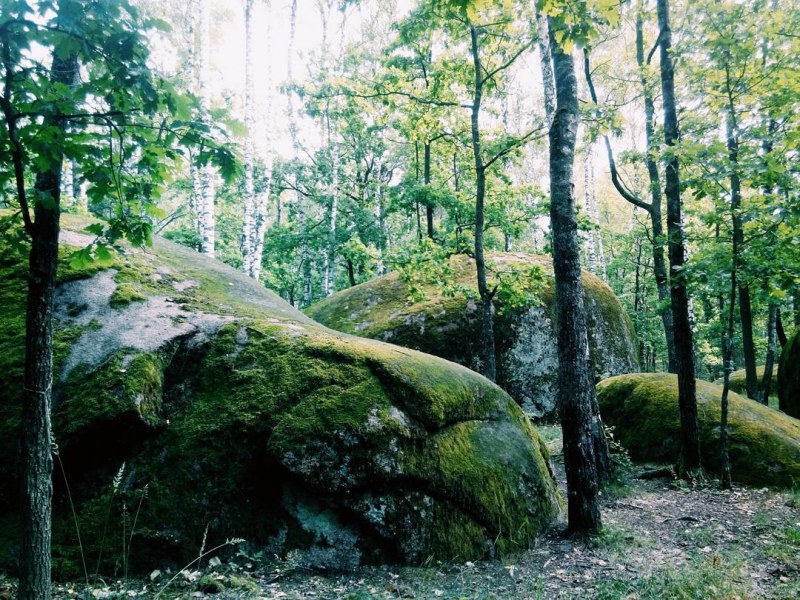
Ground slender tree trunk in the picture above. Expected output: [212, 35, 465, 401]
[636, 5, 676, 372]
[583, 150, 597, 274]
[250, 0, 274, 282]
[536, 10, 556, 128]
[242, 0, 256, 275]
[375, 158, 387, 275]
[657, 0, 701, 474]
[588, 157, 607, 282]
[187, 0, 202, 242]
[548, 20, 602, 533]
[730, 166, 757, 402]
[719, 246, 736, 490]
[17, 44, 79, 600]
[60, 160, 74, 208]
[424, 141, 435, 240]
[324, 145, 340, 295]
[198, 0, 215, 257]
[72, 162, 85, 214]
[760, 303, 777, 404]
[469, 24, 496, 383]
[776, 309, 787, 349]
[794, 290, 800, 329]
[739, 287, 757, 399]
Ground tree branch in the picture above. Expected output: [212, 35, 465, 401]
[483, 126, 545, 171]
[583, 49, 652, 213]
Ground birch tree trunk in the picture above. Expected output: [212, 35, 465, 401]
[375, 157, 387, 276]
[60, 160, 74, 208]
[536, 10, 556, 128]
[251, 0, 275, 282]
[241, 0, 255, 275]
[324, 145, 340, 295]
[285, 0, 310, 303]
[198, 0, 215, 257]
[583, 150, 597, 274]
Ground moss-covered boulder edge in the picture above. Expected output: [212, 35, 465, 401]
[0, 215, 562, 578]
[778, 328, 800, 419]
[306, 253, 638, 420]
[597, 373, 800, 488]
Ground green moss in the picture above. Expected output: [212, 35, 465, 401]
[597, 373, 800, 488]
[306, 253, 638, 420]
[56, 350, 166, 439]
[1, 215, 562, 576]
[109, 282, 147, 308]
[778, 328, 800, 419]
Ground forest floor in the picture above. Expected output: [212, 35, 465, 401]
[1, 426, 798, 599]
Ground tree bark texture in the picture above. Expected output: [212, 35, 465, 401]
[469, 24, 497, 383]
[548, 20, 602, 533]
[18, 46, 79, 600]
[760, 303, 777, 404]
[635, 4, 676, 372]
[657, 0, 701, 473]
[536, 10, 556, 128]
[725, 97, 757, 401]
[198, 0, 215, 257]
[242, 0, 256, 276]
[249, 0, 274, 282]
[424, 142, 435, 240]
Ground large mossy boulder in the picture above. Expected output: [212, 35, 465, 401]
[0, 215, 561, 577]
[778, 328, 800, 418]
[597, 373, 800, 487]
[307, 253, 638, 419]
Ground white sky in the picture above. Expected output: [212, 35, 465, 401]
[167, 0, 413, 160]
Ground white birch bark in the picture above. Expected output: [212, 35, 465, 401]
[583, 150, 597, 274]
[320, 1, 344, 297]
[374, 157, 387, 276]
[590, 157, 607, 281]
[250, 0, 275, 282]
[536, 9, 556, 128]
[286, 0, 310, 303]
[198, 0, 215, 257]
[61, 160, 75, 208]
[241, 0, 255, 275]
[324, 146, 340, 295]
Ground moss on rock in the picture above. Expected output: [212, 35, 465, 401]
[597, 373, 800, 488]
[306, 253, 638, 419]
[778, 328, 800, 419]
[0, 215, 562, 577]
[714, 366, 769, 398]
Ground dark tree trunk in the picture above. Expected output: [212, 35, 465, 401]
[720, 48, 757, 401]
[548, 19, 602, 533]
[657, 0, 701, 474]
[20, 179, 61, 600]
[794, 290, 800, 329]
[760, 303, 778, 404]
[469, 24, 496, 383]
[636, 5, 677, 373]
[424, 142, 434, 240]
[776, 309, 787, 348]
[739, 286, 758, 399]
[719, 249, 736, 490]
[346, 258, 356, 287]
[18, 47, 79, 600]
[583, 9, 677, 372]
